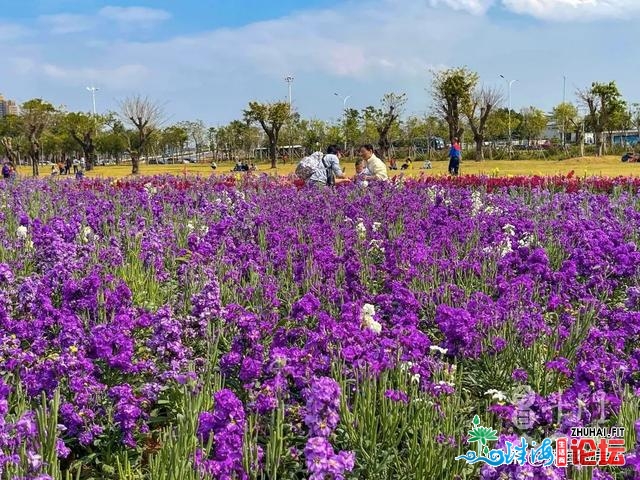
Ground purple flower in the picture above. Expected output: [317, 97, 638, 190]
[384, 389, 409, 403]
[511, 368, 528, 382]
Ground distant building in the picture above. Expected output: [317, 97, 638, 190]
[544, 121, 595, 144]
[0, 94, 19, 117]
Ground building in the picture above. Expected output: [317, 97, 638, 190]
[0, 94, 19, 117]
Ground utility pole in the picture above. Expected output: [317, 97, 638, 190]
[284, 76, 294, 161]
[562, 75, 566, 149]
[335, 93, 351, 151]
[86, 86, 99, 115]
[499, 75, 517, 159]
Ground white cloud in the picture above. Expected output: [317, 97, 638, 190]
[429, 0, 495, 15]
[2, 0, 639, 124]
[98, 6, 171, 26]
[0, 22, 30, 41]
[39, 13, 94, 34]
[503, 0, 640, 20]
[41, 63, 150, 89]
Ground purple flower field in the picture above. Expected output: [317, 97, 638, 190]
[0, 175, 639, 479]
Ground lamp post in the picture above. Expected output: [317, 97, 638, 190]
[284, 76, 294, 160]
[562, 75, 567, 149]
[284, 76, 294, 112]
[335, 93, 351, 151]
[86, 86, 99, 115]
[499, 75, 517, 158]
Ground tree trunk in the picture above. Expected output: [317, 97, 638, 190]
[268, 136, 277, 169]
[84, 144, 95, 171]
[30, 155, 39, 177]
[474, 135, 484, 161]
[131, 154, 140, 175]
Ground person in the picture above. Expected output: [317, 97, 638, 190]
[389, 158, 398, 170]
[2, 160, 12, 180]
[359, 144, 388, 181]
[65, 157, 73, 175]
[80, 157, 86, 171]
[211, 161, 218, 170]
[308, 145, 347, 187]
[448, 138, 461, 176]
[401, 158, 412, 170]
[353, 158, 371, 185]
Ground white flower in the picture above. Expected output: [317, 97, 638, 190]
[361, 180, 369, 188]
[429, 345, 448, 355]
[362, 303, 376, 317]
[364, 317, 382, 334]
[502, 223, 516, 237]
[500, 237, 513, 257]
[411, 373, 421, 384]
[187, 222, 195, 232]
[518, 233, 534, 248]
[144, 183, 157, 195]
[355, 222, 367, 239]
[372, 222, 382, 232]
[16, 225, 27, 238]
[471, 191, 484, 216]
[81, 225, 95, 243]
[485, 389, 508, 402]
[368, 239, 385, 254]
[399, 361, 414, 372]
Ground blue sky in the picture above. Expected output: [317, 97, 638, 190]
[1, 0, 639, 125]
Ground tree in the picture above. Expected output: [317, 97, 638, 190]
[343, 108, 362, 153]
[98, 115, 128, 164]
[64, 112, 104, 170]
[160, 125, 189, 161]
[0, 114, 24, 165]
[120, 96, 164, 174]
[551, 102, 578, 146]
[179, 120, 208, 161]
[517, 107, 548, 145]
[243, 102, 290, 169]
[578, 81, 624, 156]
[432, 67, 479, 142]
[362, 92, 407, 160]
[464, 87, 503, 160]
[21, 99, 57, 176]
[632, 103, 640, 143]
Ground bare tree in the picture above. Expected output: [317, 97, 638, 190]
[363, 92, 407, 160]
[464, 87, 503, 160]
[120, 96, 164, 174]
[21, 99, 56, 176]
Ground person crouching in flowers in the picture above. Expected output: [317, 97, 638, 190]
[352, 158, 370, 186]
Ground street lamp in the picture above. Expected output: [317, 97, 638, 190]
[86, 86, 99, 115]
[284, 76, 294, 112]
[284, 76, 294, 160]
[334, 93, 351, 151]
[499, 75, 517, 158]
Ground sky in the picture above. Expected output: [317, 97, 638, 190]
[1, 0, 638, 125]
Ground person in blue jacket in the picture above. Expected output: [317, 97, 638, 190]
[448, 138, 461, 175]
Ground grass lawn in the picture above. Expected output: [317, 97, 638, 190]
[16, 155, 637, 179]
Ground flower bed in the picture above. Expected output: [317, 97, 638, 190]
[0, 175, 638, 479]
